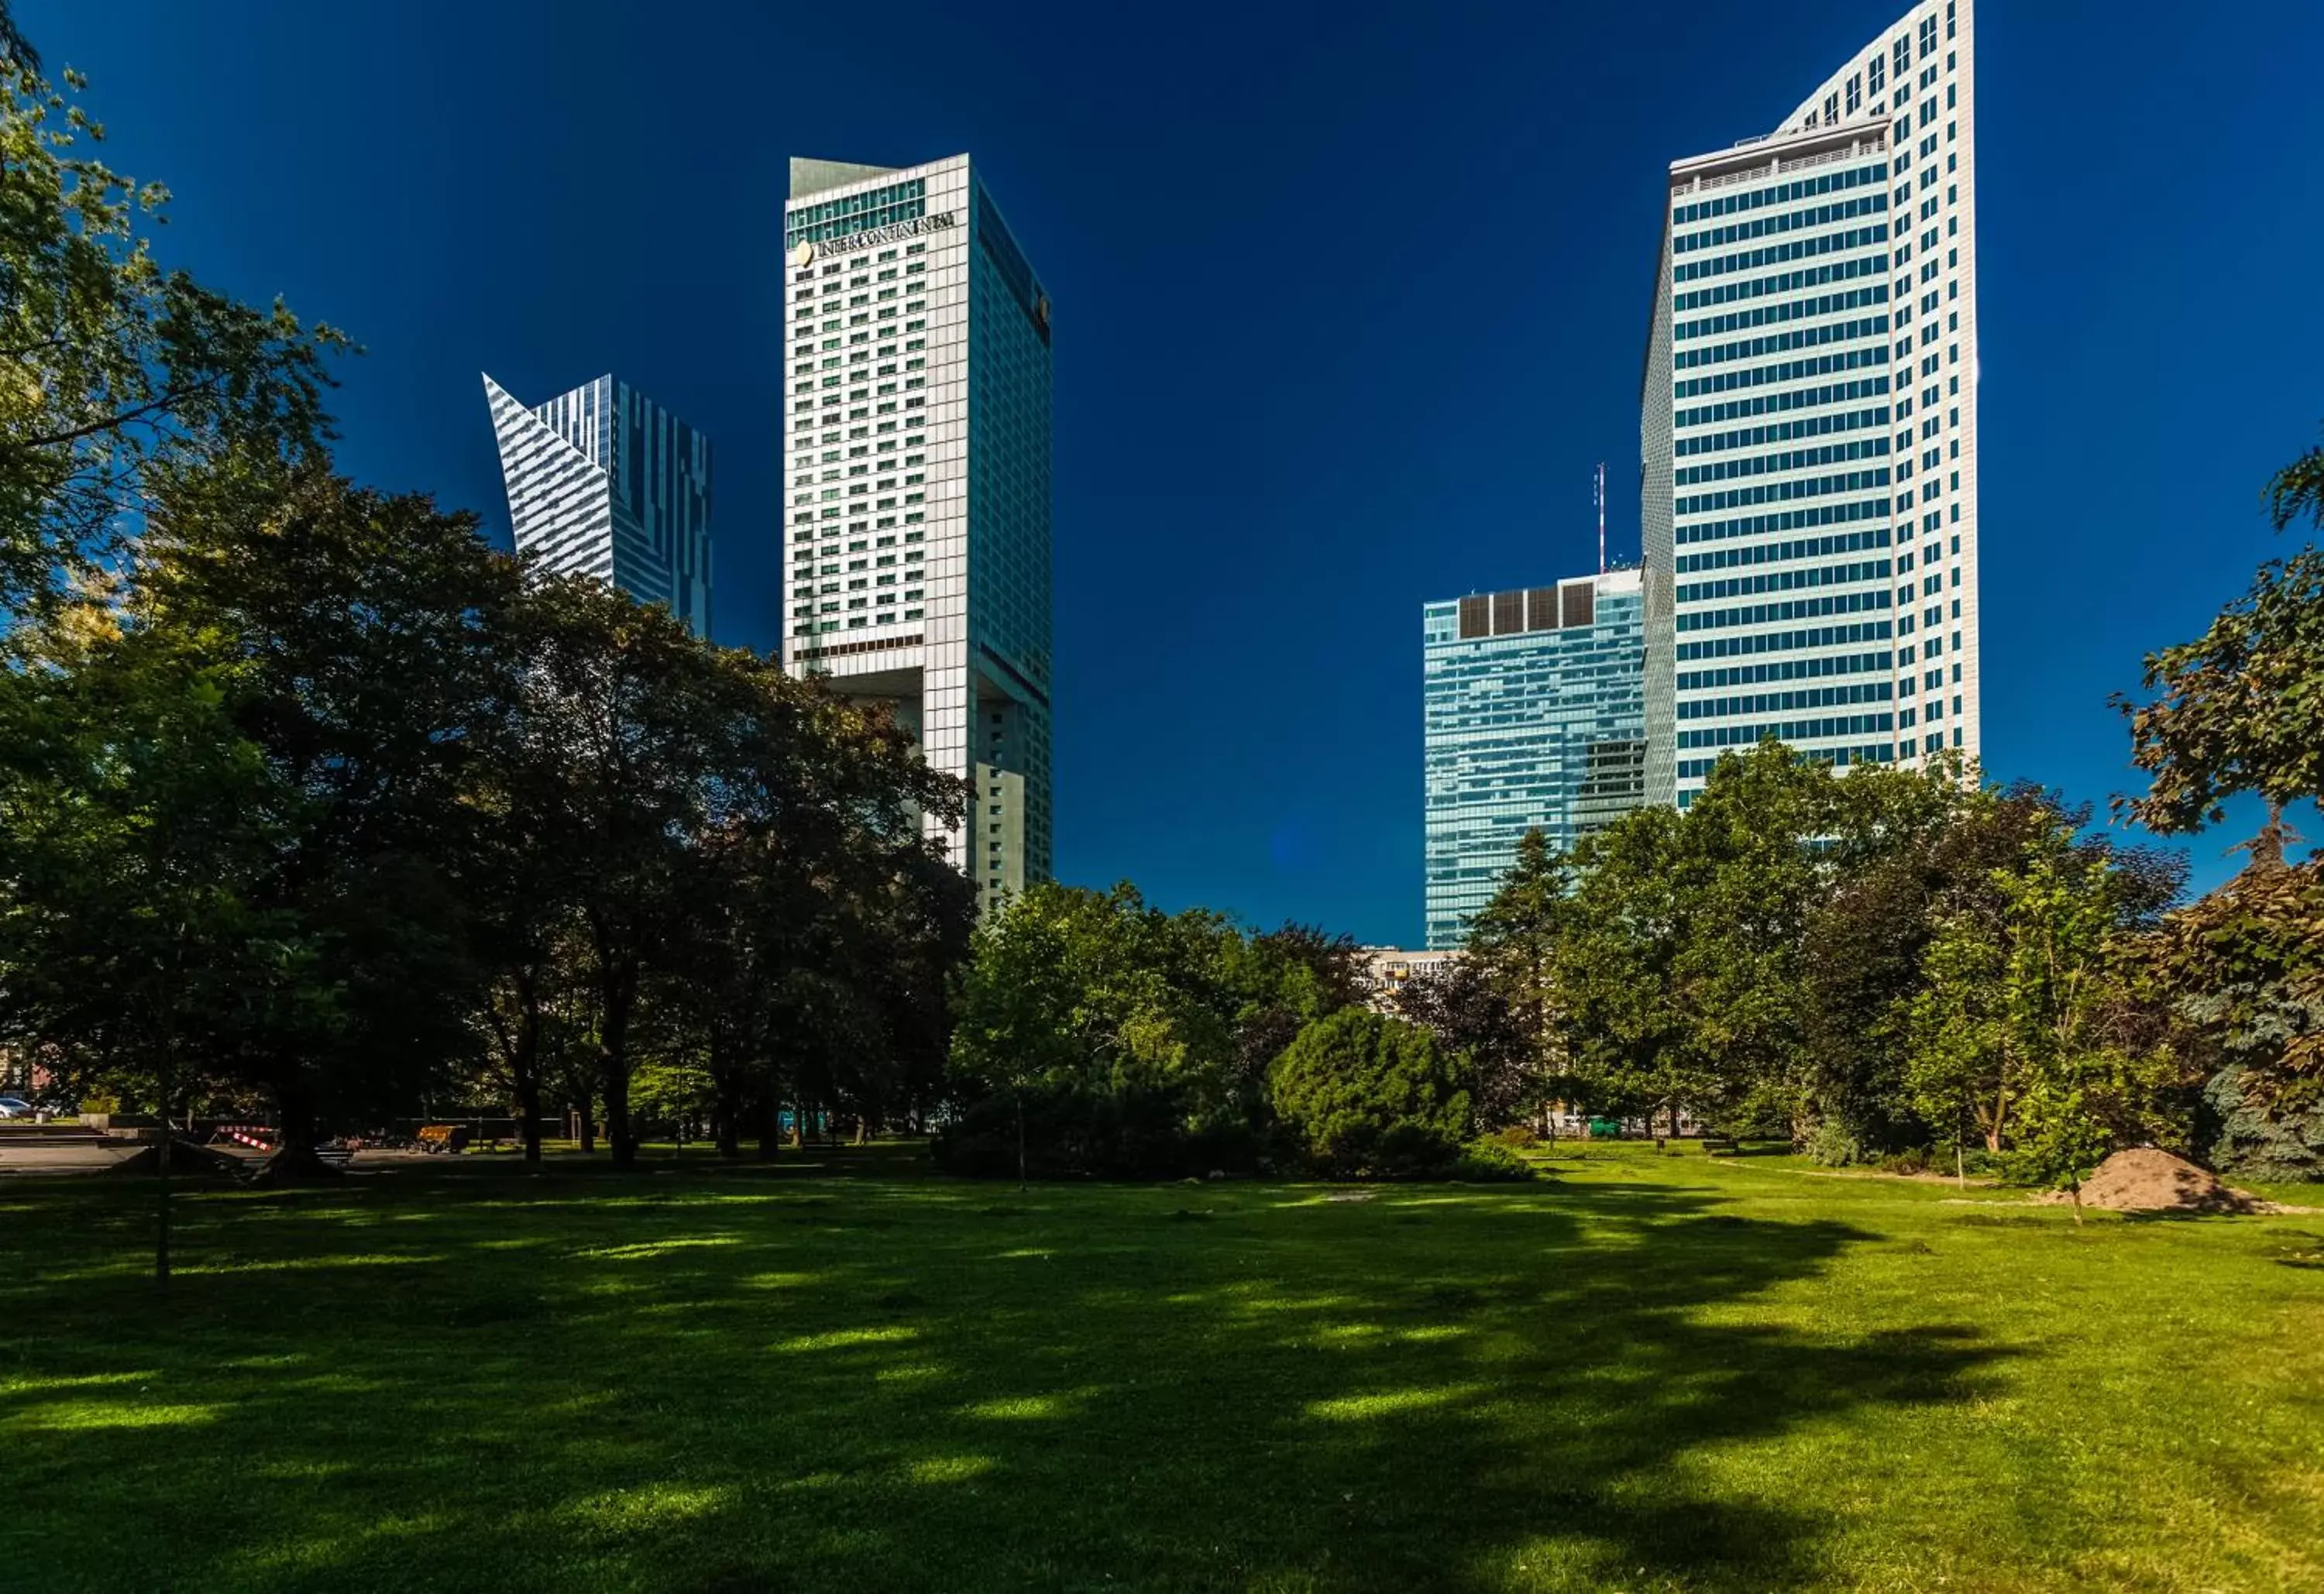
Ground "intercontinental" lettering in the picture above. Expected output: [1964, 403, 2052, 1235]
[820, 211, 957, 258]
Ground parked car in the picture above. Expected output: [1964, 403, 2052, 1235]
[0, 1097, 34, 1118]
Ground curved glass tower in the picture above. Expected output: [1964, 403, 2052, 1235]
[1645, 0, 1978, 806]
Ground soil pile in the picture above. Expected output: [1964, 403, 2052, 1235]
[2051, 1149, 2264, 1213]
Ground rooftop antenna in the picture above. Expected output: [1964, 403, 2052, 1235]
[1594, 462, 1607, 575]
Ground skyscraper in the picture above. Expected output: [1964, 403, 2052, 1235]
[1422, 569, 1646, 950]
[780, 154, 1054, 909]
[1643, 0, 1978, 807]
[483, 373, 713, 636]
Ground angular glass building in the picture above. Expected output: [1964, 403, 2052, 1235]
[780, 154, 1054, 912]
[1642, 0, 1978, 807]
[483, 373, 713, 636]
[1422, 570, 1647, 950]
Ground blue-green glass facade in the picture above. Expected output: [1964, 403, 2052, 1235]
[1422, 572, 1646, 950]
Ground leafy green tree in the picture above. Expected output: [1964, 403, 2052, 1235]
[1556, 803, 1699, 1135]
[0, 624, 301, 1273]
[1267, 1008, 1471, 1178]
[1390, 956, 1532, 1129]
[1456, 829, 1569, 1122]
[1906, 829, 2181, 1204]
[2118, 421, 2324, 837]
[2155, 847, 2324, 1173]
[0, 61, 343, 611]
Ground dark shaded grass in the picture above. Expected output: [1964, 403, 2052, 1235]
[0, 1144, 2318, 1592]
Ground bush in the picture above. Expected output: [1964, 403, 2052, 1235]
[1804, 1118, 1864, 1167]
[932, 1081, 1267, 1181]
[1875, 1147, 1931, 1175]
[1267, 1009, 1471, 1179]
[1450, 1138, 1535, 1182]
[1483, 1123, 1539, 1150]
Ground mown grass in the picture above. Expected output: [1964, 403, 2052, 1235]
[2, 1142, 2319, 1592]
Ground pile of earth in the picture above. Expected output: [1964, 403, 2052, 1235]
[2042, 1148, 2273, 1214]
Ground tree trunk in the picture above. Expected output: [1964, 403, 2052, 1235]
[264, 1089, 339, 1183]
[600, 970, 638, 1170]
[1016, 1088, 1028, 1191]
[755, 1091, 781, 1162]
[577, 1095, 596, 1154]
[154, 1052, 174, 1285]
[512, 1046, 543, 1167]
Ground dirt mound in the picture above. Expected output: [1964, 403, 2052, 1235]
[2047, 1149, 2265, 1213]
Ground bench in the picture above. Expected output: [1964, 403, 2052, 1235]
[1701, 1136, 1741, 1156]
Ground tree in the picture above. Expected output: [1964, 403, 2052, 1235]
[0, 60, 343, 611]
[2154, 849, 2324, 1175]
[0, 623, 301, 1274]
[1553, 804, 1701, 1135]
[0, 3, 40, 73]
[1456, 829, 1569, 1122]
[2118, 421, 2324, 837]
[1906, 827, 2181, 1209]
[1267, 1008, 1471, 1179]
[1390, 957, 1532, 1129]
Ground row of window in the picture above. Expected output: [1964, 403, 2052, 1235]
[1675, 650, 1891, 691]
[1675, 493, 1889, 549]
[1669, 617, 1892, 664]
[1676, 558, 1889, 606]
[1676, 742, 1894, 782]
[1678, 681, 1893, 720]
[1673, 342, 1887, 402]
[1675, 435, 1889, 487]
[1672, 160, 1886, 226]
[1675, 375, 1890, 431]
[1674, 283, 1890, 345]
[1676, 589, 1890, 634]
[1672, 222, 1887, 285]
[1674, 314, 1889, 373]
[1673, 192, 1886, 256]
[1680, 712, 1893, 749]
[784, 176, 927, 249]
[1672, 252, 1888, 315]
[1677, 465, 1890, 517]
[1674, 527, 1889, 575]
[1676, 404, 1889, 458]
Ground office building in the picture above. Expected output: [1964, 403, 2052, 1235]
[1422, 569, 1647, 950]
[483, 373, 713, 635]
[1642, 0, 1979, 806]
[780, 154, 1054, 908]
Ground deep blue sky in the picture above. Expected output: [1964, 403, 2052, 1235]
[29, 0, 2323, 942]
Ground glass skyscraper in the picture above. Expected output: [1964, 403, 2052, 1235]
[1422, 570, 1647, 950]
[1643, 0, 1979, 807]
[780, 154, 1054, 910]
[483, 373, 713, 636]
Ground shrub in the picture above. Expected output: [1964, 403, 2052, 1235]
[1484, 1123, 1539, 1150]
[1450, 1138, 1535, 1182]
[1876, 1147, 1931, 1175]
[1267, 1009, 1471, 1179]
[933, 1081, 1263, 1180]
[1804, 1118, 1864, 1167]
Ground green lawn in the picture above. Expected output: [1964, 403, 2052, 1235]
[2, 1145, 2319, 1592]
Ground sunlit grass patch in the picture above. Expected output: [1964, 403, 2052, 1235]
[6, 1399, 218, 1431]
[1306, 1384, 1488, 1421]
[775, 1324, 918, 1353]
[905, 1455, 995, 1485]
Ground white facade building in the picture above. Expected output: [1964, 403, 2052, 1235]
[780, 155, 1054, 908]
[1645, 0, 1978, 806]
